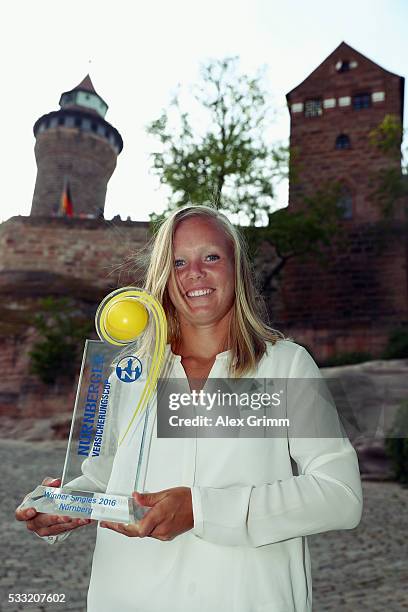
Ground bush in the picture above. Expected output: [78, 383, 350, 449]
[382, 327, 408, 359]
[318, 351, 373, 368]
[385, 400, 408, 484]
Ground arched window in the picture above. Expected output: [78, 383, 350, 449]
[335, 134, 351, 150]
[337, 186, 353, 219]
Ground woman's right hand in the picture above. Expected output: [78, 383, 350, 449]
[15, 477, 92, 537]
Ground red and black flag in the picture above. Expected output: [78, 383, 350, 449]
[60, 180, 73, 217]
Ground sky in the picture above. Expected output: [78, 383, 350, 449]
[1, 0, 407, 223]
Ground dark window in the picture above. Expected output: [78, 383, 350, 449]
[65, 116, 75, 128]
[62, 93, 74, 105]
[75, 116, 82, 128]
[304, 99, 322, 118]
[353, 93, 371, 110]
[58, 115, 64, 125]
[335, 134, 351, 150]
[337, 187, 353, 219]
[337, 60, 350, 73]
[91, 122, 98, 133]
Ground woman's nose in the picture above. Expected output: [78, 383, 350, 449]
[187, 261, 206, 279]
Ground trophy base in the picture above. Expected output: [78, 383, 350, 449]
[20, 486, 150, 524]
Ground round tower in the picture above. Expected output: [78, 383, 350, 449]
[30, 75, 123, 217]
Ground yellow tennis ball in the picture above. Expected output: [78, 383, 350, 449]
[105, 299, 148, 342]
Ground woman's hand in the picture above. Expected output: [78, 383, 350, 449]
[100, 486, 193, 541]
[15, 477, 92, 537]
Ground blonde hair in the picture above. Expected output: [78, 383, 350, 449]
[144, 205, 286, 377]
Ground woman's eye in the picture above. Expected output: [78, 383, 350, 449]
[206, 254, 219, 262]
[174, 259, 185, 268]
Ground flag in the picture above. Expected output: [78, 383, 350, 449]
[60, 181, 73, 217]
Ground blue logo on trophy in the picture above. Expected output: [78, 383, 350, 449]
[116, 356, 142, 383]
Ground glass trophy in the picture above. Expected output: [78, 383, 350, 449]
[20, 287, 167, 524]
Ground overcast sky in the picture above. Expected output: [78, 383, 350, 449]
[1, 0, 407, 223]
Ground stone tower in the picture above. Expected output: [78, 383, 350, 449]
[286, 41, 404, 222]
[30, 75, 123, 218]
[276, 42, 407, 358]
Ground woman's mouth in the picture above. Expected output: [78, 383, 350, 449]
[186, 288, 215, 298]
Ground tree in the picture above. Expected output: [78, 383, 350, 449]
[29, 297, 92, 385]
[147, 57, 288, 225]
[243, 182, 347, 293]
[147, 57, 347, 292]
[368, 114, 408, 217]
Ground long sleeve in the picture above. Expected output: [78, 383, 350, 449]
[191, 345, 363, 547]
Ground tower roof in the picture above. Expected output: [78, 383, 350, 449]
[72, 74, 97, 95]
[285, 41, 404, 124]
[286, 41, 404, 100]
[59, 74, 108, 118]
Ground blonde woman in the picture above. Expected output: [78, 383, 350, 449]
[16, 205, 363, 612]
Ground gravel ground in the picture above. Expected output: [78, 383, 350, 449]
[1, 439, 407, 612]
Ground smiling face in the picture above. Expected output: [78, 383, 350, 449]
[167, 216, 236, 327]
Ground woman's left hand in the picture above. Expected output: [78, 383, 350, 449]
[100, 487, 193, 541]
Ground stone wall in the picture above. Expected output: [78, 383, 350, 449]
[269, 221, 408, 358]
[0, 216, 150, 419]
[31, 127, 118, 217]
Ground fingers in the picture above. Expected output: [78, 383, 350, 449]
[27, 517, 91, 537]
[15, 506, 37, 522]
[148, 522, 175, 541]
[99, 510, 162, 538]
[41, 477, 61, 487]
[100, 521, 142, 537]
[133, 490, 169, 507]
[136, 507, 163, 537]
[16, 478, 61, 521]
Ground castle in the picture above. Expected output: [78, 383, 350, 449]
[0, 42, 406, 419]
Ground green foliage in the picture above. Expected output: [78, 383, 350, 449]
[368, 114, 408, 217]
[242, 182, 347, 291]
[318, 351, 373, 368]
[385, 400, 408, 484]
[147, 56, 347, 289]
[29, 297, 92, 385]
[369, 114, 403, 158]
[147, 56, 288, 225]
[381, 327, 408, 359]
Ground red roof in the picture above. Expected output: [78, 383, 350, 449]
[72, 74, 97, 94]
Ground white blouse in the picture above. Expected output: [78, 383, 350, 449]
[50, 340, 363, 612]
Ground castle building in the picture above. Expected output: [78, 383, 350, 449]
[31, 75, 123, 218]
[273, 42, 407, 358]
[0, 46, 407, 422]
[0, 77, 147, 420]
[286, 41, 404, 221]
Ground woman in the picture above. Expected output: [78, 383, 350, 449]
[16, 205, 363, 611]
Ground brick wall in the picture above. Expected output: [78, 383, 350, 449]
[0, 215, 150, 289]
[269, 222, 407, 357]
[0, 216, 151, 420]
[286, 42, 404, 222]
